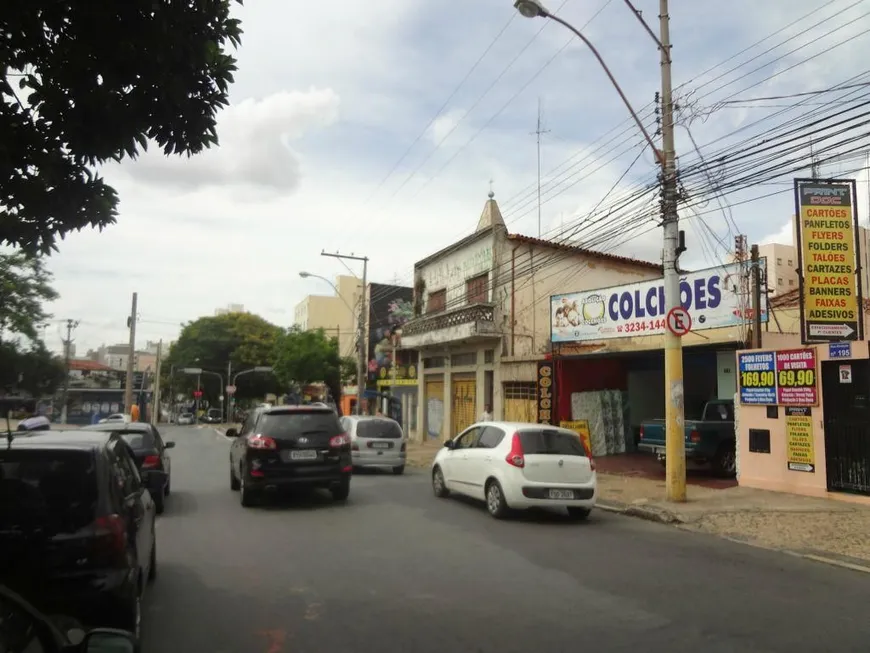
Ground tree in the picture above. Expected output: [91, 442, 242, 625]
[273, 327, 342, 401]
[0, 251, 58, 342]
[162, 312, 283, 403]
[2, 1, 243, 253]
[340, 356, 358, 384]
[0, 342, 65, 398]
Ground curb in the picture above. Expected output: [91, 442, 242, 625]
[597, 501, 682, 524]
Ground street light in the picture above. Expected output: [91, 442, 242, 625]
[228, 366, 274, 423]
[512, 0, 684, 502]
[298, 271, 357, 316]
[181, 367, 225, 423]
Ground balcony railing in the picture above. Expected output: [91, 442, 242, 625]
[403, 302, 496, 337]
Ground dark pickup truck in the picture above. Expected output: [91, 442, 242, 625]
[638, 399, 736, 477]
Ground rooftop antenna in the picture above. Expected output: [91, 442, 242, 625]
[531, 97, 550, 238]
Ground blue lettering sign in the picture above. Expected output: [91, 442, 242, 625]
[829, 342, 851, 359]
[707, 276, 721, 308]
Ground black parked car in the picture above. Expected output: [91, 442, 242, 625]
[0, 430, 157, 638]
[80, 422, 174, 514]
[227, 405, 352, 507]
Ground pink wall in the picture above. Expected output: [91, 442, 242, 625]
[737, 340, 870, 501]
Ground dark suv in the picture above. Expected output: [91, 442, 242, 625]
[0, 431, 157, 637]
[80, 421, 174, 514]
[227, 406, 351, 507]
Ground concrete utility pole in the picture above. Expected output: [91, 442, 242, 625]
[512, 0, 686, 501]
[152, 340, 162, 425]
[60, 319, 79, 424]
[750, 245, 763, 348]
[124, 292, 138, 415]
[226, 360, 232, 423]
[321, 251, 369, 415]
[532, 97, 550, 238]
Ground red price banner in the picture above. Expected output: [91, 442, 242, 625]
[775, 349, 818, 405]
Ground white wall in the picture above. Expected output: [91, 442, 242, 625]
[421, 235, 494, 308]
[716, 350, 737, 399]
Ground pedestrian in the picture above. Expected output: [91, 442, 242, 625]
[130, 403, 140, 422]
[480, 404, 493, 422]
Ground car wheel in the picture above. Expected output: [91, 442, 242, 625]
[566, 507, 591, 521]
[115, 589, 141, 640]
[432, 466, 449, 498]
[153, 491, 165, 515]
[164, 479, 171, 496]
[392, 465, 405, 475]
[240, 467, 256, 507]
[147, 534, 157, 583]
[230, 465, 240, 491]
[713, 442, 737, 477]
[331, 477, 351, 501]
[485, 480, 510, 519]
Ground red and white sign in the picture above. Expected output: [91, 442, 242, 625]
[666, 307, 692, 336]
[225, 385, 236, 395]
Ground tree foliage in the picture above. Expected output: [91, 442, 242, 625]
[0, 342, 65, 397]
[340, 356, 358, 384]
[0, 250, 58, 342]
[273, 327, 342, 405]
[1, 0, 243, 253]
[162, 312, 283, 403]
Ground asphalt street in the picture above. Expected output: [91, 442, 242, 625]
[143, 424, 870, 653]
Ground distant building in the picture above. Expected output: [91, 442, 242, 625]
[294, 275, 361, 359]
[215, 303, 245, 316]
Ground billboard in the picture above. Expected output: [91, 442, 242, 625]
[737, 348, 818, 406]
[367, 283, 414, 382]
[794, 178, 863, 343]
[550, 262, 764, 343]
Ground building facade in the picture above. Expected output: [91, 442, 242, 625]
[400, 193, 664, 443]
[294, 274, 361, 359]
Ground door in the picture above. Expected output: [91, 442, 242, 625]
[232, 410, 258, 473]
[441, 426, 482, 493]
[110, 441, 153, 576]
[451, 375, 476, 437]
[465, 425, 508, 497]
[822, 360, 870, 495]
[425, 376, 445, 440]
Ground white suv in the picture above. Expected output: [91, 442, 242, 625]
[431, 422, 597, 520]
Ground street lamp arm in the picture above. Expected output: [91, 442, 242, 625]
[301, 273, 356, 317]
[620, 0, 664, 51]
[544, 11, 664, 166]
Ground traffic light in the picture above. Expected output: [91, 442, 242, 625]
[193, 390, 203, 398]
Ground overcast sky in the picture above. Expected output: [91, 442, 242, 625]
[41, 0, 870, 353]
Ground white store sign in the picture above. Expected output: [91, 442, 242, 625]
[551, 262, 767, 343]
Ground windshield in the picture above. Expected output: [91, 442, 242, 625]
[518, 430, 587, 456]
[258, 412, 343, 438]
[0, 451, 98, 534]
[119, 432, 155, 450]
[356, 419, 402, 439]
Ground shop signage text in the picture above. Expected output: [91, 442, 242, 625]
[551, 262, 765, 343]
[794, 179, 863, 343]
[536, 361, 556, 425]
[828, 341, 852, 359]
[738, 348, 818, 406]
[785, 406, 815, 473]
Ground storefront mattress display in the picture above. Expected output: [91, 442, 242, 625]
[570, 390, 626, 457]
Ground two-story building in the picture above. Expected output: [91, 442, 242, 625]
[400, 192, 663, 442]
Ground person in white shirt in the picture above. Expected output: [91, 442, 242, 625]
[480, 404, 493, 422]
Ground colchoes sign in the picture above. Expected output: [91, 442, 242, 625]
[536, 361, 556, 425]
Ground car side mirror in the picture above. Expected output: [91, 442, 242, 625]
[82, 628, 139, 652]
[225, 428, 239, 438]
[443, 440, 454, 449]
[164, 441, 175, 449]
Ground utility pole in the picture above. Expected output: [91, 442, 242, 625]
[226, 360, 233, 423]
[60, 319, 79, 424]
[321, 251, 368, 414]
[152, 341, 162, 426]
[124, 292, 138, 415]
[750, 244, 763, 348]
[531, 97, 550, 238]
[657, 0, 686, 503]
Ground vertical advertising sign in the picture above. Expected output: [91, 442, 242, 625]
[775, 349, 818, 406]
[794, 178, 863, 343]
[784, 406, 815, 473]
[536, 361, 557, 425]
[737, 351, 776, 404]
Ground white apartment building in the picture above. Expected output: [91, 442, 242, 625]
[294, 275, 362, 358]
[215, 303, 245, 316]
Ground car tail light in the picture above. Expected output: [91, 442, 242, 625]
[247, 434, 277, 450]
[141, 455, 160, 469]
[351, 442, 359, 451]
[400, 441, 407, 453]
[580, 440, 596, 471]
[330, 433, 351, 448]
[505, 433, 525, 468]
[689, 429, 701, 443]
[93, 514, 127, 560]
[639, 425, 644, 440]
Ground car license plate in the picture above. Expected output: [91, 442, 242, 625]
[289, 450, 318, 461]
[371, 442, 391, 449]
[548, 489, 574, 500]
[653, 447, 665, 456]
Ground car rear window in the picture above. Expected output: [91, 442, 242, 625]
[118, 432, 155, 450]
[356, 420, 402, 439]
[519, 429, 587, 456]
[0, 451, 98, 533]
[258, 411, 343, 438]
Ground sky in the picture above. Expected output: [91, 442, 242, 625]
[38, 0, 870, 353]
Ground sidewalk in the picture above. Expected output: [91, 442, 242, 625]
[406, 441, 870, 569]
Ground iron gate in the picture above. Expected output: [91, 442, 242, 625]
[822, 360, 870, 495]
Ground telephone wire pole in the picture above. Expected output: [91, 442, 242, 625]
[124, 292, 138, 415]
[60, 319, 79, 424]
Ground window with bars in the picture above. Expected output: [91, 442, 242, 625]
[451, 353, 476, 367]
[423, 356, 446, 369]
[484, 349, 495, 364]
[466, 273, 488, 304]
[427, 289, 446, 313]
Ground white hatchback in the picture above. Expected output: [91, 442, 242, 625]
[431, 422, 597, 520]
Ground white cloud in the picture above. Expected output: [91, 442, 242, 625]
[41, 0, 870, 353]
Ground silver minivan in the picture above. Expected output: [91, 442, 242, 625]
[341, 415, 407, 475]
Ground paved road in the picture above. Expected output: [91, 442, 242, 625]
[143, 425, 870, 653]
